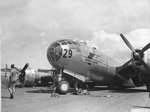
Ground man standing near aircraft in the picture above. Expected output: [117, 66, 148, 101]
[8, 64, 20, 99]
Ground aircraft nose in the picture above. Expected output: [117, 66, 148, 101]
[47, 42, 62, 63]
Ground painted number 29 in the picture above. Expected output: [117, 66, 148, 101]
[63, 49, 72, 58]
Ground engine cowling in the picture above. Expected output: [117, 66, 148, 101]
[21, 69, 54, 87]
[132, 49, 144, 66]
[24, 68, 36, 86]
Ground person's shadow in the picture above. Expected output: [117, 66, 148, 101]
[2, 96, 9, 99]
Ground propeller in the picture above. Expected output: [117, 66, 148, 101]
[19, 63, 29, 83]
[117, 58, 133, 73]
[140, 43, 150, 55]
[120, 34, 135, 53]
[118, 34, 150, 74]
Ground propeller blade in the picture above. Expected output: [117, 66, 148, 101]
[120, 34, 135, 53]
[117, 58, 133, 73]
[140, 43, 150, 54]
[19, 63, 29, 83]
[21, 63, 29, 73]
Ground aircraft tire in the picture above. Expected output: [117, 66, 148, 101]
[56, 81, 70, 94]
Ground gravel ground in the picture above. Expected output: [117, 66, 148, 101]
[1, 86, 150, 112]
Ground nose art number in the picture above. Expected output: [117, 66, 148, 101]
[63, 49, 72, 58]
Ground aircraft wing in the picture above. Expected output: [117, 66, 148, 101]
[114, 34, 150, 89]
[37, 69, 52, 73]
[115, 62, 149, 88]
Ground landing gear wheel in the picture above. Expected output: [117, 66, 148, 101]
[56, 81, 70, 94]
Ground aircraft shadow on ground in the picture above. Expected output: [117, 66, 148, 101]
[87, 86, 108, 91]
[87, 86, 148, 93]
[25, 87, 107, 94]
[133, 106, 150, 109]
[25, 86, 147, 94]
[109, 88, 148, 93]
[26, 88, 54, 94]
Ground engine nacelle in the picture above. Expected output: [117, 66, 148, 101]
[20, 68, 54, 87]
[131, 49, 148, 66]
[24, 68, 36, 86]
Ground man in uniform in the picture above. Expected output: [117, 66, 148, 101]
[8, 64, 20, 99]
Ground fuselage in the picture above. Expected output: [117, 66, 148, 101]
[47, 39, 120, 84]
[46, 36, 150, 93]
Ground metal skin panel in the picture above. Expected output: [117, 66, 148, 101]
[146, 50, 150, 67]
[47, 39, 150, 87]
[47, 40, 119, 85]
[24, 69, 36, 86]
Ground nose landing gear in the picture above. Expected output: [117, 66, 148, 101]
[51, 69, 70, 95]
[56, 81, 70, 94]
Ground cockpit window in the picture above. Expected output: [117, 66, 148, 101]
[67, 41, 73, 44]
[72, 41, 80, 45]
[53, 42, 60, 48]
[72, 41, 76, 45]
[55, 47, 62, 61]
[49, 52, 55, 61]
[57, 40, 64, 43]
[50, 47, 54, 52]
[57, 39, 80, 46]
[61, 41, 68, 45]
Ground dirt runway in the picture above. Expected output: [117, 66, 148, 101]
[2, 86, 150, 112]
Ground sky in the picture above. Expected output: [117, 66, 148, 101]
[1, 0, 150, 69]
